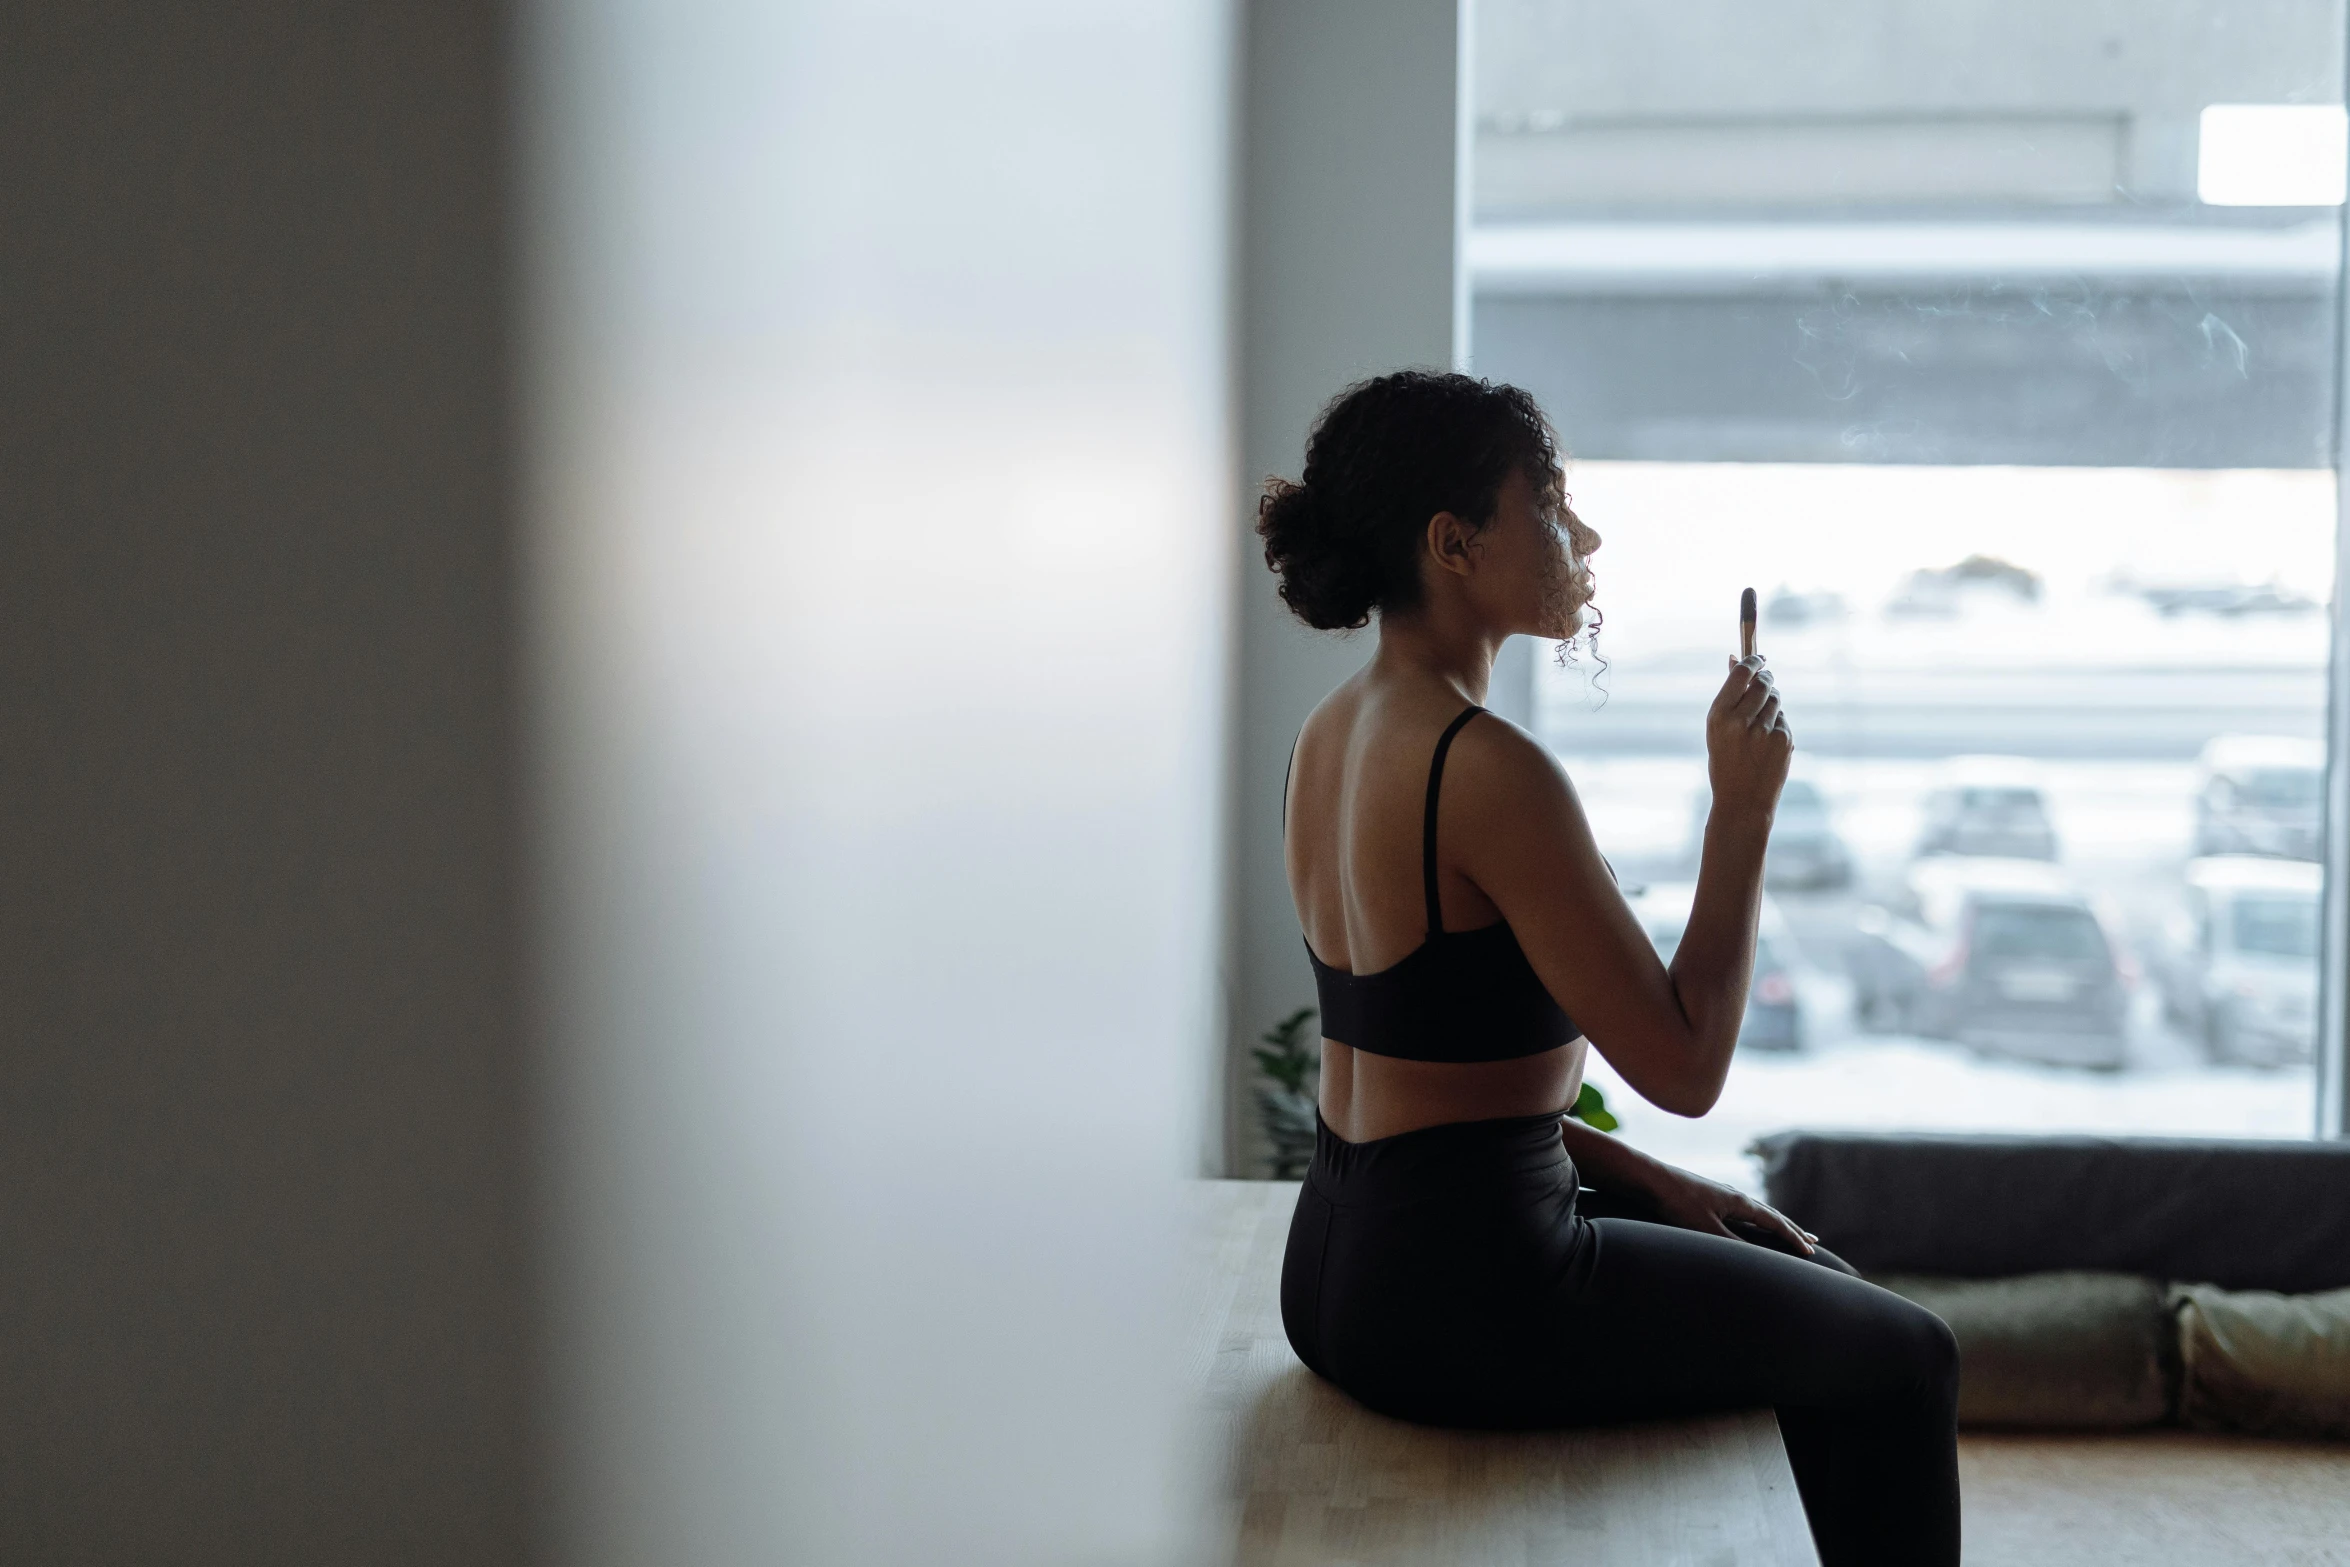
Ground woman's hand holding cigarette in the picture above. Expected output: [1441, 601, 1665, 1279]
[1707, 588, 1792, 821]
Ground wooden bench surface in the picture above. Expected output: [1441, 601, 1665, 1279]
[1189, 1179, 1819, 1567]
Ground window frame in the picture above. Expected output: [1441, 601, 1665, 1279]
[2320, 150, 2350, 1137]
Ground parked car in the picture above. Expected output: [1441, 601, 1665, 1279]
[1764, 587, 1848, 628]
[1684, 775, 1853, 890]
[1913, 756, 2058, 861]
[2141, 581, 2320, 619]
[1765, 778, 1854, 890]
[1884, 555, 2042, 617]
[2156, 856, 2321, 1067]
[1629, 881, 1802, 1050]
[2193, 735, 2322, 862]
[1848, 857, 2129, 1069]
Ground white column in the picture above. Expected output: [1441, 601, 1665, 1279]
[1228, 0, 1485, 1170]
[2321, 168, 2350, 1140]
[526, 1, 1235, 1560]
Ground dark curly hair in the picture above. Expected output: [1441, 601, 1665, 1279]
[1257, 370, 1565, 630]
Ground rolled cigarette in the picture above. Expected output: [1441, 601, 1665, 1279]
[1740, 587, 1758, 660]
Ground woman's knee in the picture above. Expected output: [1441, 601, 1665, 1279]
[1827, 1287, 1959, 1407]
[1921, 1307, 1960, 1400]
[1887, 1296, 1960, 1409]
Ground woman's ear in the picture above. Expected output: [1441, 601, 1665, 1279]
[1424, 511, 1478, 579]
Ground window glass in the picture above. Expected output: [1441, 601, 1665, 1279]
[1973, 906, 2111, 964]
[2241, 768, 2323, 809]
[1779, 779, 1825, 814]
[2234, 893, 2321, 959]
[1476, 0, 2344, 1183]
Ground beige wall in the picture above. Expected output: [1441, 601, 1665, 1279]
[0, 6, 532, 1562]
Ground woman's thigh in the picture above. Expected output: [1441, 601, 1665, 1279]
[1575, 1183, 1859, 1275]
[1552, 1217, 1954, 1425]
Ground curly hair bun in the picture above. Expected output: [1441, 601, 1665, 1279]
[1258, 476, 1378, 630]
[1255, 370, 1561, 632]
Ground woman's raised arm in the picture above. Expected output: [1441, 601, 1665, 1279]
[1449, 657, 1791, 1115]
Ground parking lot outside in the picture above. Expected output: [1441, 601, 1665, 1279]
[1566, 753, 2315, 1187]
[1537, 462, 2330, 1190]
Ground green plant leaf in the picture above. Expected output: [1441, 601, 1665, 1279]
[1253, 1051, 1307, 1095]
[1255, 1008, 1322, 1176]
[1569, 1081, 1618, 1133]
[1261, 1006, 1318, 1049]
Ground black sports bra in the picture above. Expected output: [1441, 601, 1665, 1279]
[1296, 706, 1582, 1063]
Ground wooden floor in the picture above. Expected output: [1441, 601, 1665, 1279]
[1960, 1430, 2350, 1567]
[1189, 1179, 1818, 1566]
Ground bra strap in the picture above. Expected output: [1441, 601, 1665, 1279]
[1423, 706, 1485, 937]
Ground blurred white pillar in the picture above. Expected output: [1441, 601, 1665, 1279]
[1228, 0, 1493, 1171]
[526, 1, 1235, 1561]
[2324, 141, 2350, 1140]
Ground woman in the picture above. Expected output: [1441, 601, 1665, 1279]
[1263, 371, 1959, 1566]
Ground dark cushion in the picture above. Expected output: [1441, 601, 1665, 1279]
[1754, 1132, 2350, 1293]
[1873, 1272, 2176, 1428]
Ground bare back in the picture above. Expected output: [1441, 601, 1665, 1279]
[1286, 675, 1588, 1142]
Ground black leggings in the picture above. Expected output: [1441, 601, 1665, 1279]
[1281, 1112, 1959, 1567]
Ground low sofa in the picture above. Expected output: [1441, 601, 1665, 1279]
[1754, 1132, 2350, 1438]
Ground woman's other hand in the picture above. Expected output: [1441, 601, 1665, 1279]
[1641, 1159, 1818, 1256]
[1706, 655, 1792, 820]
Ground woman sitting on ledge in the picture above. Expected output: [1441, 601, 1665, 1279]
[1265, 371, 1960, 1567]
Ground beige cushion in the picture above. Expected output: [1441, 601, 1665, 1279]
[1874, 1272, 2175, 1428]
[2171, 1283, 2350, 1440]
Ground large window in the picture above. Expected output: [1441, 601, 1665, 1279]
[1474, 0, 2347, 1183]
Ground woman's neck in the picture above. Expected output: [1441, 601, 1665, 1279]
[1370, 610, 1502, 706]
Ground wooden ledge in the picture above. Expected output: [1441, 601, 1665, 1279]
[1189, 1179, 1818, 1567]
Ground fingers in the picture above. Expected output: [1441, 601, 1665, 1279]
[1709, 659, 1759, 718]
[1729, 668, 1776, 722]
[1712, 657, 1794, 759]
[1736, 1198, 1816, 1255]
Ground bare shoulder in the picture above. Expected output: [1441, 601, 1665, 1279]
[1446, 709, 1573, 807]
[1286, 680, 1371, 828]
[1433, 711, 1618, 937]
[1295, 673, 1368, 752]
[1440, 709, 1595, 860]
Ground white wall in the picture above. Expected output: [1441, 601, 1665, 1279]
[527, 1, 1235, 1560]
